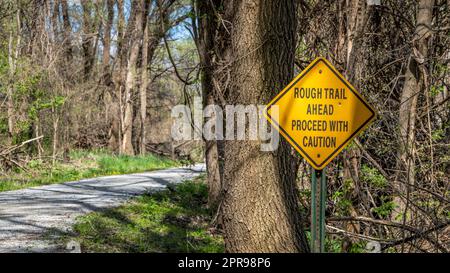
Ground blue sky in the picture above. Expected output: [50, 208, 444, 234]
[61, 0, 193, 58]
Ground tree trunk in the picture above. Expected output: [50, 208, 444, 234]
[139, 26, 149, 155]
[138, 2, 176, 155]
[60, 0, 72, 62]
[7, 31, 15, 143]
[102, 0, 114, 84]
[337, 0, 370, 252]
[103, 0, 119, 152]
[221, 0, 309, 253]
[51, 0, 59, 41]
[51, 106, 59, 166]
[393, 0, 434, 221]
[121, 0, 146, 155]
[195, 0, 227, 211]
[108, 0, 125, 152]
[81, 1, 95, 81]
[7, 9, 21, 144]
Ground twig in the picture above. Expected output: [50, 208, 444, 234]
[328, 216, 450, 252]
[0, 135, 44, 156]
[326, 225, 392, 243]
[381, 222, 450, 252]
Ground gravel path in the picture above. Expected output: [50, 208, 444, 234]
[0, 164, 205, 253]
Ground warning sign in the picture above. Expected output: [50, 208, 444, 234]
[264, 57, 376, 170]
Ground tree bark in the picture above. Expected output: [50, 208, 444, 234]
[195, 0, 227, 211]
[7, 9, 21, 144]
[114, 0, 137, 154]
[121, 0, 147, 155]
[393, 0, 434, 221]
[103, 0, 120, 153]
[108, 0, 125, 152]
[336, 0, 370, 252]
[138, 1, 178, 155]
[7, 32, 15, 143]
[60, 0, 72, 62]
[221, 0, 309, 253]
[81, 0, 95, 81]
[139, 17, 150, 155]
[102, 0, 114, 84]
[51, 0, 60, 42]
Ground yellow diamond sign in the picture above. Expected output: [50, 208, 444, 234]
[264, 57, 376, 170]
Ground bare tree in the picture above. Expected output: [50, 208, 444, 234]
[120, 0, 147, 155]
[393, 0, 435, 222]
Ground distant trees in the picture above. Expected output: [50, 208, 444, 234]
[0, 0, 193, 157]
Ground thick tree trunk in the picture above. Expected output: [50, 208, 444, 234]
[393, 0, 434, 221]
[221, 0, 309, 253]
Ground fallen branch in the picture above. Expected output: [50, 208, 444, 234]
[326, 225, 392, 243]
[0, 135, 44, 156]
[0, 135, 44, 172]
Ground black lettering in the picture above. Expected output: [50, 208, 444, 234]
[302, 136, 337, 148]
[306, 104, 334, 115]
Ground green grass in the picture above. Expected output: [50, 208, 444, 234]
[0, 149, 180, 192]
[62, 176, 224, 253]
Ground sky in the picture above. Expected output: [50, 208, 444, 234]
[60, 0, 193, 58]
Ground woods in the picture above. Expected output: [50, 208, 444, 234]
[0, 0, 448, 253]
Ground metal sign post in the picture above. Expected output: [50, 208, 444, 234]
[311, 167, 326, 253]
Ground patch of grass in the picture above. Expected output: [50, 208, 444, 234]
[97, 154, 179, 175]
[63, 176, 224, 253]
[0, 149, 180, 192]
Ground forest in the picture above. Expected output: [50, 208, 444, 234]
[0, 0, 448, 253]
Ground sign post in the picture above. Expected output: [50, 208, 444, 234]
[264, 57, 376, 253]
[311, 167, 326, 253]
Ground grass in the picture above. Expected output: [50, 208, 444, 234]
[62, 176, 224, 253]
[0, 149, 181, 192]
